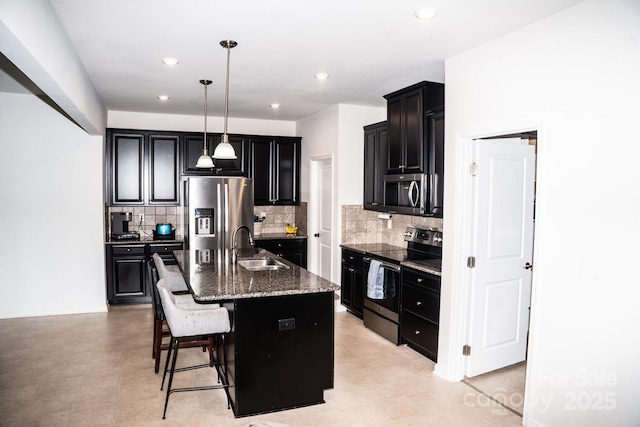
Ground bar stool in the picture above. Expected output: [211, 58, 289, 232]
[149, 257, 217, 373]
[156, 279, 231, 419]
[152, 253, 188, 293]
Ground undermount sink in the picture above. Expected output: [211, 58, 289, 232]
[237, 257, 290, 271]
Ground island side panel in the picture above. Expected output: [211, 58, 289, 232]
[228, 292, 335, 417]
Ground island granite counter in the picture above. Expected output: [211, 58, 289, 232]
[173, 248, 339, 418]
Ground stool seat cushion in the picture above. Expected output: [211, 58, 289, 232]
[153, 253, 189, 293]
[157, 279, 230, 338]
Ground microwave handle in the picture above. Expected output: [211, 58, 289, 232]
[408, 180, 419, 207]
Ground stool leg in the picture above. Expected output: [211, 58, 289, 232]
[208, 336, 215, 367]
[154, 319, 164, 373]
[162, 336, 180, 419]
[161, 334, 175, 391]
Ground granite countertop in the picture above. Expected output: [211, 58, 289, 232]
[106, 235, 185, 245]
[340, 242, 442, 276]
[173, 248, 339, 303]
[254, 233, 307, 240]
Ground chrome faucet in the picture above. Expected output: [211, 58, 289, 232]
[231, 225, 254, 264]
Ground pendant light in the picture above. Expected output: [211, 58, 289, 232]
[212, 40, 238, 160]
[195, 79, 214, 168]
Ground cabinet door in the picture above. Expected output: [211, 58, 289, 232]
[274, 138, 299, 205]
[426, 108, 445, 216]
[214, 134, 249, 176]
[149, 134, 180, 204]
[183, 133, 220, 175]
[112, 257, 146, 296]
[251, 138, 274, 205]
[403, 89, 425, 173]
[340, 262, 354, 309]
[110, 133, 144, 205]
[363, 122, 387, 210]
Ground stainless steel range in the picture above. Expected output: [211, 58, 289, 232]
[363, 226, 442, 345]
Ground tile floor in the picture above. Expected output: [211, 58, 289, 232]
[0, 305, 523, 426]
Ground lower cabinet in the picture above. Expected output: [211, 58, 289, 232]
[401, 267, 441, 362]
[255, 237, 307, 268]
[340, 248, 365, 318]
[106, 241, 184, 304]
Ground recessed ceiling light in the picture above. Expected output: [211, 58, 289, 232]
[414, 7, 439, 20]
[314, 73, 330, 80]
[161, 57, 180, 66]
[157, 95, 171, 101]
[270, 103, 281, 109]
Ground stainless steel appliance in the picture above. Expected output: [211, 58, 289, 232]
[110, 212, 140, 240]
[183, 177, 254, 250]
[383, 173, 427, 215]
[363, 225, 442, 344]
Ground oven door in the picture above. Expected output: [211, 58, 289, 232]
[363, 257, 401, 320]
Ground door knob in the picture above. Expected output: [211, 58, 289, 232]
[524, 262, 533, 270]
[314, 233, 320, 237]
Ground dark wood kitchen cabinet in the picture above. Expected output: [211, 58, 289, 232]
[384, 81, 444, 175]
[363, 121, 388, 211]
[106, 241, 184, 304]
[401, 267, 441, 362]
[426, 107, 445, 216]
[250, 136, 300, 206]
[106, 244, 148, 304]
[106, 129, 180, 206]
[183, 133, 249, 176]
[340, 248, 366, 318]
[255, 237, 307, 268]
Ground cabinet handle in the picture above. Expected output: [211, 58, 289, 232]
[349, 268, 354, 272]
[126, 248, 131, 252]
[416, 301, 423, 306]
[164, 247, 168, 251]
[417, 278, 423, 282]
[414, 330, 421, 335]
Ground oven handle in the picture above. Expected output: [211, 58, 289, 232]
[363, 257, 401, 272]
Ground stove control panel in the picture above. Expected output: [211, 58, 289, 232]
[404, 226, 443, 247]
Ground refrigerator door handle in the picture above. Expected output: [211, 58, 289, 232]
[216, 183, 222, 237]
[224, 182, 229, 233]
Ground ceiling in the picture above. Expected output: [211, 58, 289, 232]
[7, 0, 585, 122]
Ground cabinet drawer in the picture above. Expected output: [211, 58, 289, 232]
[402, 283, 440, 324]
[148, 243, 183, 255]
[111, 245, 146, 256]
[403, 268, 440, 292]
[401, 310, 438, 361]
[341, 249, 365, 269]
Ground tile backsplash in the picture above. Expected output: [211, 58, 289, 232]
[341, 205, 443, 247]
[106, 203, 307, 239]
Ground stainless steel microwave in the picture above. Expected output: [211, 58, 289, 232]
[383, 173, 427, 215]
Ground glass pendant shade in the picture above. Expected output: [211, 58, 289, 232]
[213, 134, 237, 159]
[196, 150, 214, 168]
[212, 40, 237, 160]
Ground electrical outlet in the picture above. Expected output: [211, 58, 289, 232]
[260, 212, 267, 220]
[139, 213, 144, 222]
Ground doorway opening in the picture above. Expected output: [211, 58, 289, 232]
[461, 131, 537, 417]
[308, 156, 334, 283]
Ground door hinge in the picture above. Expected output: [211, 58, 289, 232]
[463, 345, 471, 356]
[469, 162, 478, 176]
[467, 256, 476, 268]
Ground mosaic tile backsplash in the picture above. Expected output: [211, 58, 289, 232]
[106, 203, 307, 239]
[341, 205, 443, 247]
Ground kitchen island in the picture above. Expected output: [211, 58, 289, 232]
[173, 249, 339, 418]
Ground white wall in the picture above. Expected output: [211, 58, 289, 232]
[0, 92, 106, 318]
[297, 104, 385, 284]
[441, 0, 640, 425]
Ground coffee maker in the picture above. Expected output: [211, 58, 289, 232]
[110, 212, 139, 240]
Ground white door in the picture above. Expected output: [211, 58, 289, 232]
[310, 157, 333, 281]
[466, 138, 536, 377]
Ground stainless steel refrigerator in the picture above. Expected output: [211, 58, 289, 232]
[183, 177, 254, 251]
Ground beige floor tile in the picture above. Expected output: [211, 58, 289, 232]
[0, 306, 524, 426]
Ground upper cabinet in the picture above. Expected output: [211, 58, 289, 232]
[107, 129, 180, 206]
[183, 133, 249, 176]
[384, 81, 444, 175]
[251, 137, 301, 206]
[106, 128, 301, 207]
[425, 108, 445, 216]
[363, 121, 388, 211]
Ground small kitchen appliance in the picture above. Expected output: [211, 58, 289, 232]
[153, 223, 175, 240]
[110, 212, 140, 241]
